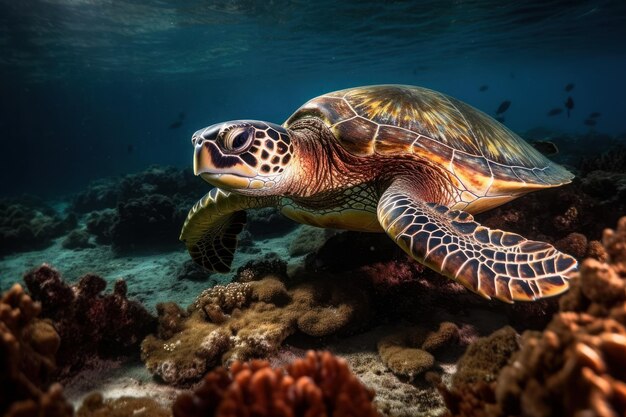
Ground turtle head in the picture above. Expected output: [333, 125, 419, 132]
[192, 120, 295, 193]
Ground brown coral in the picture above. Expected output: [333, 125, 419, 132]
[172, 350, 380, 417]
[23, 264, 157, 374]
[141, 277, 369, 385]
[378, 322, 459, 379]
[0, 284, 73, 417]
[76, 392, 171, 417]
[439, 217, 626, 417]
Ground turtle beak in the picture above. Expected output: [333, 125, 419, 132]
[193, 139, 212, 176]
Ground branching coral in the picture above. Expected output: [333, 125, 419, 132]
[23, 264, 157, 374]
[438, 217, 626, 417]
[0, 283, 73, 417]
[141, 277, 370, 385]
[172, 350, 380, 417]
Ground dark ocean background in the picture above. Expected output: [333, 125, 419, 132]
[1, 0, 625, 197]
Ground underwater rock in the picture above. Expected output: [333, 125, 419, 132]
[288, 225, 334, 257]
[176, 260, 211, 281]
[141, 276, 370, 385]
[84, 208, 116, 244]
[245, 207, 299, 238]
[438, 217, 626, 417]
[23, 264, 157, 375]
[233, 255, 288, 283]
[360, 256, 425, 290]
[377, 323, 459, 379]
[77, 392, 171, 417]
[0, 283, 73, 417]
[110, 194, 185, 254]
[0, 197, 76, 256]
[306, 230, 401, 272]
[172, 350, 379, 417]
[62, 228, 95, 250]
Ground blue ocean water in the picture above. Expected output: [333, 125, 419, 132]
[1, 0, 625, 197]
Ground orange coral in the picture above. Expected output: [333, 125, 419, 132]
[172, 350, 379, 417]
[0, 283, 73, 417]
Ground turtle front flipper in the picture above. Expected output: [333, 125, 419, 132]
[377, 181, 577, 302]
[180, 188, 276, 273]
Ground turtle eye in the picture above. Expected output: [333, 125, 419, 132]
[222, 126, 253, 153]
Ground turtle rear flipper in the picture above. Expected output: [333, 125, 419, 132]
[180, 188, 274, 273]
[377, 180, 577, 302]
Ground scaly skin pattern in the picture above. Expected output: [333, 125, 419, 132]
[277, 118, 451, 232]
[377, 179, 577, 302]
[180, 187, 277, 272]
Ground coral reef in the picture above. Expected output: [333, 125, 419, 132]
[245, 207, 299, 238]
[450, 326, 519, 386]
[23, 264, 156, 374]
[288, 225, 333, 257]
[77, 392, 171, 417]
[84, 208, 116, 244]
[438, 217, 626, 417]
[0, 283, 73, 417]
[62, 228, 95, 250]
[69, 166, 213, 254]
[176, 260, 211, 281]
[0, 196, 76, 256]
[141, 276, 370, 385]
[172, 350, 380, 417]
[377, 323, 459, 379]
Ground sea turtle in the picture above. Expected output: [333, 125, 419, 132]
[180, 85, 577, 303]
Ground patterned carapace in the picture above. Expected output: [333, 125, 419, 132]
[182, 85, 577, 303]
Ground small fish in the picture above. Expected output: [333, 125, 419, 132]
[127, 144, 135, 154]
[564, 97, 574, 118]
[179, 112, 186, 120]
[565, 83, 575, 92]
[589, 112, 601, 118]
[169, 120, 183, 129]
[496, 100, 511, 115]
[547, 108, 563, 116]
[495, 116, 506, 123]
[532, 140, 558, 155]
[479, 85, 489, 92]
[584, 119, 597, 126]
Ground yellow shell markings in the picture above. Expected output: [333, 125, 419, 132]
[287, 85, 573, 214]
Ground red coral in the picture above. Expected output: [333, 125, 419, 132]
[172, 350, 379, 417]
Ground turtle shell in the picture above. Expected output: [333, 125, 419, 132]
[284, 85, 572, 195]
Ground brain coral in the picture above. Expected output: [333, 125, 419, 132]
[172, 350, 379, 417]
